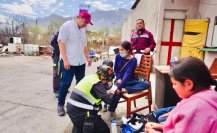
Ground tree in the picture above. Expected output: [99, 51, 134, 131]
[47, 19, 64, 35]
[28, 25, 41, 44]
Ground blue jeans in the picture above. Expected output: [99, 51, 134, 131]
[108, 80, 150, 112]
[155, 106, 175, 123]
[125, 80, 149, 94]
[58, 60, 85, 106]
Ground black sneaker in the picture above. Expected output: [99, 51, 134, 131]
[57, 106, 65, 116]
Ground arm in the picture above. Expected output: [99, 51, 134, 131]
[144, 32, 156, 54]
[163, 101, 212, 132]
[158, 112, 171, 119]
[130, 32, 137, 53]
[84, 46, 91, 66]
[148, 32, 156, 52]
[50, 32, 59, 58]
[91, 83, 114, 104]
[145, 122, 163, 133]
[58, 40, 70, 70]
[114, 55, 121, 80]
[58, 23, 70, 70]
[117, 58, 137, 90]
[50, 31, 58, 48]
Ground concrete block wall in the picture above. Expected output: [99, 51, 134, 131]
[165, 0, 200, 18]
[121, 0, 217, 66]
[199, 0, 217, 66]
[199, 0, 217, 47]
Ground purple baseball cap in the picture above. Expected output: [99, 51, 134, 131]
[79, 11, 93, 25]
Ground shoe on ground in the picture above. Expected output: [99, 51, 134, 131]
[57, 106, 65, 116]
[110, 111, 116, 120]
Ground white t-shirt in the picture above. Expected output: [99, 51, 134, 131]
[58, 20, 87, 66]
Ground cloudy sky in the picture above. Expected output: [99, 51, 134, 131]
[0, 0, 136, 18]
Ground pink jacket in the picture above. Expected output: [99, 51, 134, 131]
[163, 90, 217, 133]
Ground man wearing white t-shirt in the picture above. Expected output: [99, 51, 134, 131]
[57, 11, 92, 116]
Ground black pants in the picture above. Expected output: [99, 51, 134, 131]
[52, 54, 61, 93]
[68, 114, 110, 133]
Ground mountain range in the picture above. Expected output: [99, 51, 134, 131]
[23, 8, 130, 32]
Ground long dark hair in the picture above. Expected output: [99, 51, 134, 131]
[169, 57, 217, 91]
[121, 41, 132, 54]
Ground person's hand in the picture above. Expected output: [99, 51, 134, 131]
[145, 122, 155, 129]
[121, 88, 128, 93]
[133, 49, 137, 54]
[107, 90, 115, 94]
[115, 89, 121, 94]
[117, 79, 121, 84]
[88, 60, 92, 66]
[87, 59, 92, 66]
[145, 122, 163, 132]
[144, 48, 151, 54]
[64, 60, 70, 70]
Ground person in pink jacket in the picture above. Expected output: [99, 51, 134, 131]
[145, 57, 217, 133]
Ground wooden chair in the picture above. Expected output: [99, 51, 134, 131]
[121, 55, 153, 117]
[210, 58, 217, 79]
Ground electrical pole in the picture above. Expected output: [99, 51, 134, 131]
[36, 18, 38, 26]
[12, 20, 14, 35]
[112, 22, 115, 35]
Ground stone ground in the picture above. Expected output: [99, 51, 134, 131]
[0, 56, 155, 133]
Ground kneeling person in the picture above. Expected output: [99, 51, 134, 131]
[67, 65, 115, 133]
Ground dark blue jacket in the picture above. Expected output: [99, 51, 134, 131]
[114, 54, 137, 90]
[50, 31, 60, 57]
